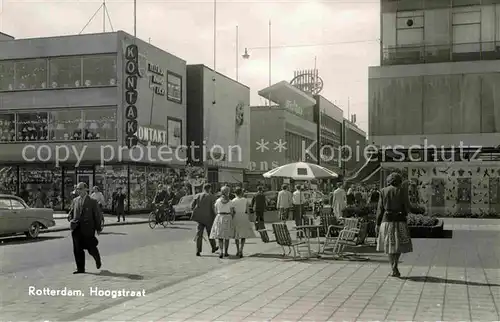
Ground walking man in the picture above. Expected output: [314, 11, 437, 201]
[68, 182, 102, 274]
[292, 185, 305, 226]
[191, 184, 219, 256]
[251, 186, 267, 230]
[331, 182, 347, 218]
[277, 184, 292, 222]
[113, 187, 126, 222]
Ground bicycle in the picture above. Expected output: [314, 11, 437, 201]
[148, 203, 176, 229]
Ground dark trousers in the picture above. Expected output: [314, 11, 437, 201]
[72, 230, 101, 272]
[255, 210, 265, 230]
[116, 208, 125, 221]
[196, 222, 217, 253]
[294, 204, 304, 238]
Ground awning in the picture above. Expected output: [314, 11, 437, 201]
[258, 81, 316, 108]
[346, 156, 381, 183]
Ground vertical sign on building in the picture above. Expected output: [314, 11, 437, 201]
[125, 44, 139, 148]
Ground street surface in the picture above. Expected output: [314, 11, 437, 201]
[0, 218, 498, 321]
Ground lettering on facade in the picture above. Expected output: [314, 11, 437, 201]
[125, 44, 139, 148]
[136, 126, 167, 145]
[247, 161, 279, 171]
[283, 100, 303, 116]
[147, 62, 166, 96]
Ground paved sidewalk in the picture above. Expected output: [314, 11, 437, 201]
[76, 230, 500, 322]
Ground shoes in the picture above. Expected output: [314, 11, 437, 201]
[96, 259, 102, 269]
[224, 253, 229, 257]
[391, 270, 401, 277]
[212, 247, 219, 253]
[73, 270, 85, 274]
[239, 253, 243, 258]
[219, 253, 223, 259]
[196, 252, 201, 257]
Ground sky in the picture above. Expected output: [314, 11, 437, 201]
[0, 0, 380, 133]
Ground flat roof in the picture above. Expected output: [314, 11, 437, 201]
[188, 64, 250, 89]
[258, 81, 316, 108]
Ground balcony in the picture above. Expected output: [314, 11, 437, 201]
[383, 42, 500, 65]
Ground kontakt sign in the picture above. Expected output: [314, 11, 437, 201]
[125, 44, 139, 148]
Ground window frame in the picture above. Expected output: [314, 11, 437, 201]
[0, 53, 117, 93]
[167, 117, 182, 148]
[166, 71, 183, 104]
[0, 198, 11, 210]
[10, 198, 27, 209]
[395, 10, 425, 47]
[0, 106, 118, 143]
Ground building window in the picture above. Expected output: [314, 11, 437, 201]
[48, 109, 84, 141]
[167, 118, 182, 147]
[48, 108, 116, 141]
[0, 61, 15, 91]
[49, 57, 82, 88]
[82, 55, 117, 87]
[167, 71, 182, 103]
[15, 59, 47, 90]
[16, 112, 49, 142]
[396, 11, 424, 46]
[83, 109, 117, 140]
[452, 7, 480, 53]
[0, 113, 16, 142]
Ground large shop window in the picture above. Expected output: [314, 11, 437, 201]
[0, 113, 16, 142]
[166, 71, 182, 103]
[0, 166, 17, 195]
[0, 61, 15, 91]
[396, 11, 424, 46]
[48, 108, 117, 141]
[82, 55, 117, 87]
[15, 59, 47, 90]
[16, 112, 49, 142]
[49, 57, 82, 88]
[19, 166, 62, 209]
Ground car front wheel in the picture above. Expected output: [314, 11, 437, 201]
[25, 222, 41, 238]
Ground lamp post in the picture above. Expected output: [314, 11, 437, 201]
[242, 20, 272, 104]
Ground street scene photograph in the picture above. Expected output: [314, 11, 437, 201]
[0, 0, 500, 321]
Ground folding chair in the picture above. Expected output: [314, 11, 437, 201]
[331, 218, 369, 260]
[257, 229, 274, 243]
[272, 223, 310, 259]
[321, 213, 343, 254]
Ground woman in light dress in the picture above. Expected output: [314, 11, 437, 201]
[231, 187, 257, 258]
[210, 186, 235, 258]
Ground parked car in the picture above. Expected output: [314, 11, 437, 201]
[173, 195, 194, 219]
[0, 194, 55, 238]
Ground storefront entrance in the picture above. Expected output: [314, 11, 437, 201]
[76, 168, 94, 189]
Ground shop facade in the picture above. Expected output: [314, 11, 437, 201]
[0, 31, 187, 212]
[186, 64, 250, 191]
[247, 81, 318, 190]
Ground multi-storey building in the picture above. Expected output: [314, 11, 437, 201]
[370, 0, 500, 215]
[186, 64, 250, 190]
[0, 31, 187, 212]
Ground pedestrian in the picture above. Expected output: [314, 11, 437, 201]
[346, 185, 355, 206]
[251, 186, 267, 230]
[68, 182, 102, 274]
[292, 185, 305, 226]
[113, 187, 126, 222]
[191, 183, 219, 256]
[210, 186, 235, 258]
[331, 182, 347, 218]
[376, 172, 413, 278]
[231, 187, 256, 258]
[90, 186, 105, 212]
[33, 187, 46, 208]
[277, 184, 292, 222]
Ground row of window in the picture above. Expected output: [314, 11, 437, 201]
[0, 55, 117, 91]
[395, 6, 487, 48]
[0, 108, 117, 142]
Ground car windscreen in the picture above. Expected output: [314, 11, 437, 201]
[180, 196, 193, 204]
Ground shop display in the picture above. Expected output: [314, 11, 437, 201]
[0, 114, 16, 142]
[19, 167, 59, 208]
[0, 166, 17, 195]
[129, 166, 147, 210]
[16, 112, 49, 141]
[103, 165, 128, 210]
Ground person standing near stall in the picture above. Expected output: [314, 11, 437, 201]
[113, 187, 126, 222]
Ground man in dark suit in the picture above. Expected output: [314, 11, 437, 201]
[251, 186, 267, 230]
[68, 182, 103, 274]
[191, 184, 219, 256]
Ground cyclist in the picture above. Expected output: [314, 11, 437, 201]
[164, 185, 177, 220]
[153, 184, 168, 223]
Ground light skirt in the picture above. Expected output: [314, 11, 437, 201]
[210, 214, 234, 239]
[377, 221, 413, 254]
[233, 212, 256, 239]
